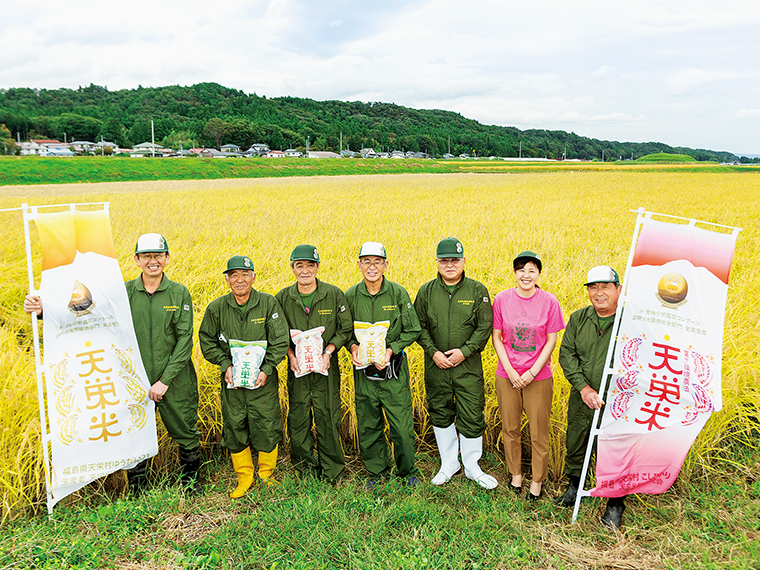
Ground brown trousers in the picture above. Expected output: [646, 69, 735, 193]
[495, 375, 554, 483]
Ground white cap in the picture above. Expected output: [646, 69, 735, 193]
[359, 241, 387, 258]
[584, 265, 620, 286]
[135, 233, 168, 254]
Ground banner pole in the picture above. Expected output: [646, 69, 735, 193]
[22, 204, 54, 516]
[572, 206, 647, 523]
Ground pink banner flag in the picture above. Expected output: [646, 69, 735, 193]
[591, 216, 738, 498]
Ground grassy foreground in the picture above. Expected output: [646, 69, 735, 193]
[1, 443, 758, 570]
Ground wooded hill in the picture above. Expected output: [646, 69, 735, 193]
[0, 83, 738, 162]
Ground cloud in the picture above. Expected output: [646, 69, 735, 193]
[1, 0, 760, 152]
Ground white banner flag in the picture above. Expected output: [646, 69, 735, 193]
[27, 205, 158, 511]
[591, 214, 739, 497]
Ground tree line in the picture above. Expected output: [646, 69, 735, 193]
[0, 83, 739, 162]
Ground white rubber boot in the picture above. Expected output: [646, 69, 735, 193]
[431, 424, 461, 485]
[460, 434, 498, 490]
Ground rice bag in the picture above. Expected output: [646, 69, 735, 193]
[353, 321, 390, 369]
[291, 326, 328, 378]
[229, 339, 267, 389]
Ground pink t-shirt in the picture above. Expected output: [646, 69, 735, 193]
[492, 287, 565, 380]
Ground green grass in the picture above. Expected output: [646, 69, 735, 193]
[634, 153, 699, 163]
[1, 443, 758, 569]
[3, 156, 759, 187]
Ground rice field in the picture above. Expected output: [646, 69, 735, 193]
[1, 170, 758, 520]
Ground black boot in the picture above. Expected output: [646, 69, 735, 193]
[179, 447, 201, 494]
[555, 475, 580, 507]
[127, 459, 150, 495]
[601, 496, 626, 530]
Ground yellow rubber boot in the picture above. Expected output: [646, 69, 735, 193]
[229, 448, 255, 499]
[257, 445, 279, 484]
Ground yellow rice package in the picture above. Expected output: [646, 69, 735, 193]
[291, 326, 328, 378]
[229, 339, 267, 389]
[354, 321, 390, 369]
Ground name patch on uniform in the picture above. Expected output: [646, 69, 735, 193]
[250, 317, 265, 324]
[457, 299, 474, 306]
[164, 305, 179, 311]
[318, 309, 333, 316]
[382, 305, 397, 311]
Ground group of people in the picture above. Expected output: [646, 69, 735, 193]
[24, 233, 627, 529]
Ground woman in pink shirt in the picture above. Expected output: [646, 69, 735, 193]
[492, 251, 564, 501]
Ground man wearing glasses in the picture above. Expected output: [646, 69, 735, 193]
[25, 233, 203, 492]
[124, 234, 202, 492]
[414, 238, 498, 489]
[345, 242, 422, 487]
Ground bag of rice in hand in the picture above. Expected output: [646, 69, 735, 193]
[353, 321, 390, 369]
[229, 339, 267, 389]
[291, 326, 328, 378]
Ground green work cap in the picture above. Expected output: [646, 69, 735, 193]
[290, 244, 320, 263]
[513, 250, 542, 272]
[135, 233, 168, 254]
[436, 237, 464, 258]
[225, 255, 254, 273]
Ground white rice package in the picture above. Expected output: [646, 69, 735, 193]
[229, 339, 267, 389]
[354, 321, 390, 369]
[291, 326, 328, 378]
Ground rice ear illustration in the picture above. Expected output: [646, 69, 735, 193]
[128, 403, 148, 431]
[68, 281, 95, 316]
[56, 385, 75, 416]
[59, 414, 79, 445]
[51, 357, 70, 389]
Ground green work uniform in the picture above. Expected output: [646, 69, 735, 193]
[198, 291, 289, 455]
[275, 280, 353, 481]
[125, 275, 200, 451]
[558, 305, 616, 477]
[345, 277, 422, 478]
[414, 272, 492, 438]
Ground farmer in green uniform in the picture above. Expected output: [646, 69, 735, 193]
[198, 255, 289, 498]
[557, 265, 627, 529]
[24, 233, 202, 493]
[275, 244, 353, 482]
[345, 242, 422, 487]
[414, 238, 498, 489]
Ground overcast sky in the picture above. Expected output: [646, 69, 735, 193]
[2, 0, 759, 154]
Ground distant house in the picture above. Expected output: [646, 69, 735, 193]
[70, 140, 96, 153]
[340, 149, 356, 158]
[263, 150, 286, 158]
[199, 148, 226, 158]
[390, 150, 405, 159]
[442, 153, 455, 159]
[360, 148, 377, 158]
[376, 152, 390, 159]
[308, 151, 340, 159]
[284, 148, 302, 157]
[244, 143, 270, 156]
[220, 144, 241, 154]
[130, 142, 166, 157]
[19, 141, 43, 155]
